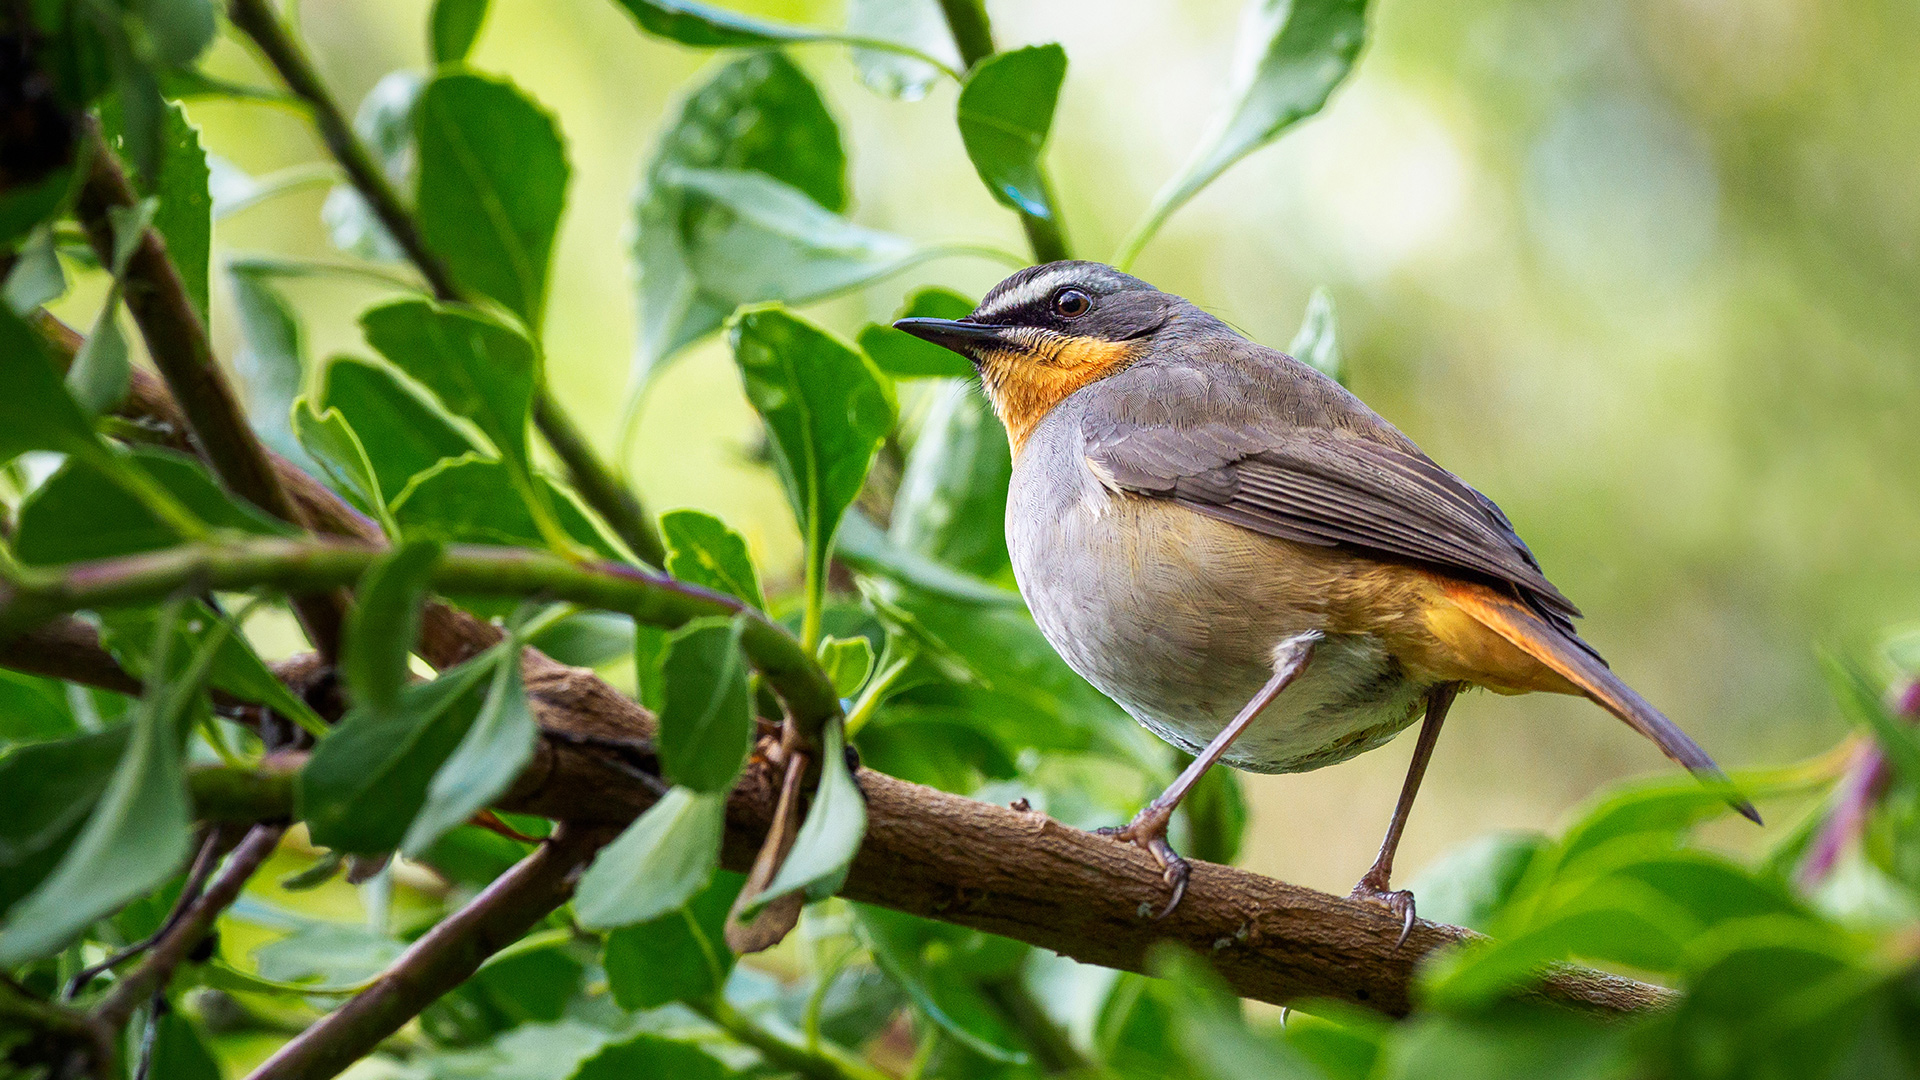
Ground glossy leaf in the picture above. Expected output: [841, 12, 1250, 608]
[393, 456, 622, 561]
[836, 511, 1022, 607]
[230, 262, 309, 465]
[603, 870, 745, 1008]
[819, 635, 876, 697]
[662, 508, 765, 608]
[1288, 286, 1344, 386]
[0, 300, 109, 467]
[729, 306, 896, 636]
[0, 729, 129, 917]
[320, 356, 480, 505]
[1408, 831, 1550, 933]
[415, 72, 568, 329]
[403, 648, 539, 855]
[857, 287, 978, 379]
[345, 540, 444, 711]
[1150, 947, 1324, 1080]
[1141, 0, 1368, 239]
[153, 102, 211, 326]
[0, 634, 197, 965]
[956, 45, 1068, 221]
[574, 786, 729, 929]
[656, 618, 754, 793]
[757, 717, 866, 906]
[322, 71, 423, 261]
[14, 447, 289, 565]
[3, 224, 68, 314]
[607, 0, 833, 47]
[148, 1009, 222, 1080]
[292, 397, 386, 523]
[0, 672, 78, 746]
[848, 0, 955, 101]
[431, 0, 491, 63]
[98, 602, 329, 742]
[66, 300, 130, 417]
[1422, 892, 1692, 1009]
[632, 52, 846, 374]
[855, 905, 1030, 1064]
[669, 166, 921, 311]
[528, 611, 636, 669]
[298, 648, 502, 854]
[575, 1033, 735, 1080]
[891, 378, 1013, 578]
[361, 299, 536, 466]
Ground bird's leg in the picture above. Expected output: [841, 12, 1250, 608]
[1350, 682, 1460, 946]
[1100, 631, 1321, 918]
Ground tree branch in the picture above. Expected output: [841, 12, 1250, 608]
[934, 0, 1071, 264]
[244, 824, 609, 1080]
[223, 0, 666, 569]
[70, 129, 348, 661]
[92, 825, 286, 1030]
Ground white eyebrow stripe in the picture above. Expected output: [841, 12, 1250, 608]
[974, 267, 1077, 322]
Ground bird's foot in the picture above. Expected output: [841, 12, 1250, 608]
[1096, 802, 1190, 920]
[1349, 874, 1417, 947]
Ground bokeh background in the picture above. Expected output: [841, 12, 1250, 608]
[168, 0, 1920, 897]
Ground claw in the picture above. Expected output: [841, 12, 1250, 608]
[1350, 882, 1418, 947]
[1096, 809, 1190, 919]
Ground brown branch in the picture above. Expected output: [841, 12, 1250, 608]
[93, 825, 286, 1030]
[244, 824, 610, 1080]
[69, 133, 348, 660]
[224, 0, 666, 569]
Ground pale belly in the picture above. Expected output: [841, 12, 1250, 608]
[1008, 473, 1430, 774]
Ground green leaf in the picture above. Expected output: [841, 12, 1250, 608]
[320, 355, 480, 505]
[662, 508, 765, 609]
[153, 102, 211, 327]
[728, 306, 896, 643]
[3, 224, 69, 315]
[345, 539, 444, 711]
[0, 631, 198, 965]
[668, 166, 922, 312]
[575, 1032, 735, 1080]
[607, 0, 835, 47]
[657, 618, 754, 793]
[857, 287, 978, 379]
[836, 511, 1022, 607]
[137, 0, 218, 69]
[147, 1009, 222, 1080]
[99, 602, 328, 742]
[298, 648, 502, 854]
[1150, 947, 1324, 1080]
[527, 611, 636, 669]
[230, 262, 309, 466]
[603, 870, 744, 1009]
[292, 397, 386, 523]
[322, 71, 424, 261]
[819, 636, 876, 697]
[891, 378, 1012, 578]
[847, 0, 955, 101]
[0, 167, 74, 251]
[0, 729, 129, 917]
[67, 299, 130, 416]
[361, 299, 536, 468]
[14, 447, 290, 565]
[854, 905, 1030, 1064]
[0, 303, 110, 466]
[574, 785, 728, 929]
[1379, 1002, 1631, 1080]
[956, 44, 1067, 222]
[632, 52, 846, 375]
[248, 919, 405, 988]
[415, 72, 569, 329]
[1179, 756, 1247, 866]
[402, 647, 538, 855]
[393, 456, 622, 562]
[1134, 0, 1368, 249]
[757, 716, 865, 906]
[1422, 891, 1692, 1010]
[1407, 831, 1550, 933]
[0, 671, 79, 746]
[1826, 654, 1920, 786]
[1287, 286, 1344, 386]
[430, 0, 491, 63]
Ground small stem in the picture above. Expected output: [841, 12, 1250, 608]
[701, 997, 893, 1080]
[843, 653, 914, 738]
[531, 392, 664, 567]
[225, 254, 423, 291]
[215, 161, 342, 220]
[1111, 192, 1176, 273]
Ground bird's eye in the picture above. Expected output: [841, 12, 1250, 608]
[1052, 288, 1092, 318]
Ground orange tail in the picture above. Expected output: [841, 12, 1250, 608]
[1444, 584, 1760, 824]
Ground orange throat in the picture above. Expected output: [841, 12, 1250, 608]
[980, 335, 1140, 455]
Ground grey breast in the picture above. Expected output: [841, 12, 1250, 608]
[1005, 377, 1429, 774]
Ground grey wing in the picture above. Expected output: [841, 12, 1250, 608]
[1085, 418, 1585, 630]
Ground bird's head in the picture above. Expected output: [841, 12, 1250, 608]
[893, 261, 1184, 452]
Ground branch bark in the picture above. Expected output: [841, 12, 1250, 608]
[71, 128, 348, 661]
[223, 0, 666, 569]
[244, 824, 609, 1080]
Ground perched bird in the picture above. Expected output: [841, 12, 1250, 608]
[895, 261, 1755, 938]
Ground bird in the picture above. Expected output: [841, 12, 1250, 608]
[893, 260, 1756, 939]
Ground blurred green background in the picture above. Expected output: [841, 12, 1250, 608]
[170, 0, 1920, 897]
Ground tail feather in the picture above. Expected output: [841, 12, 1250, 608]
[1445, 584, 1761, 825]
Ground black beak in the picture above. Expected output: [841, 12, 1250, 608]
[891, 317, 1013, 357]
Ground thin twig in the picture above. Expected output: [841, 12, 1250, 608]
[243, 824, 611, 1080]
[64, 828, 231, 1000]
[71, 123, 348, 661]
[94, 825, 286, 1030]
[224, 0, 666, 568]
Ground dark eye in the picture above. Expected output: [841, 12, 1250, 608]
[1052, 288, 1091, 318]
